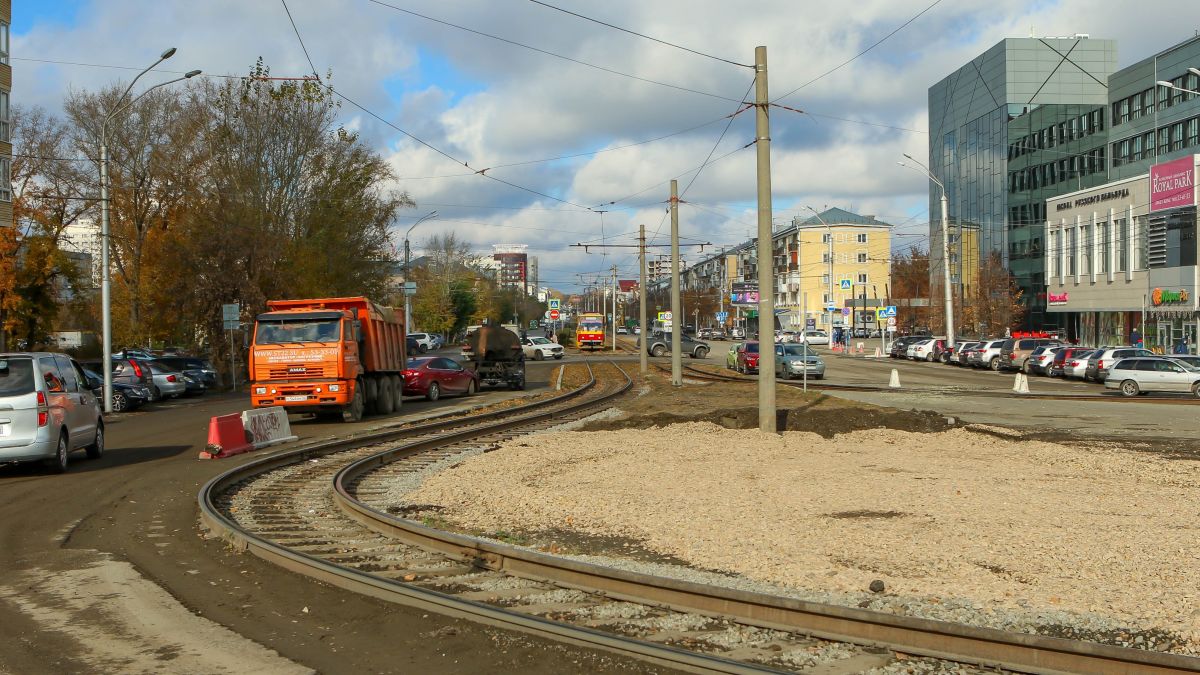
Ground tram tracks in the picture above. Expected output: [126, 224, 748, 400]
[200, 361, 1200, 674]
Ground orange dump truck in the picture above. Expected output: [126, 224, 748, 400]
[249, 297, 405, 421]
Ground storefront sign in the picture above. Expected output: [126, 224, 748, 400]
[1047, 292, 1069, 305]
[1054, 188, 1130, 212]
[1150, 156, 1196, 212]
[1151, 287, 1191, 306]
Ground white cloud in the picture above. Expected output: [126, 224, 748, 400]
[13, 0, 1198, 291]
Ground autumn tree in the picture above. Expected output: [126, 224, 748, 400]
[411, 232, 481, 337]
[889, 245, 937, 332]
[962, 251, 1025, 336]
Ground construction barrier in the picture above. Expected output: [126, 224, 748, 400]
[1012, 373, 1030, 394]
[200, 413, 253, 460]
[242, 406, 298, 449]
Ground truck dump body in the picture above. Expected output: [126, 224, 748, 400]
[464, 324, 525, 390]
[250, 296, 405, 421]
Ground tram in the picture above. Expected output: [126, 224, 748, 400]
[575, 313, 605, 351]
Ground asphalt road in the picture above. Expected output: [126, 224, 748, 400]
[0, 355, 662, 675]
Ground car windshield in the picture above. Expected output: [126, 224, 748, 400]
[529, 337, 551, 345]
[782, 345, 815, 357]
[256, 319, 341, 344]
[0, 357, 35, 396]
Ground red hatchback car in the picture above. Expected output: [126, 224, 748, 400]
[736, 341, 761, 374]
[402, 357, 479, 401]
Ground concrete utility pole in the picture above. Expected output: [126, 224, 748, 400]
[670, 179, 683, 386]
[611, 264, 618, 352]
[754, 45, 776, 432]
[900, 155, 955, 348]
[639, 224, 648, 374]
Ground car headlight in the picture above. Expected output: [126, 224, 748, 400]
[255, 387, 267, 395]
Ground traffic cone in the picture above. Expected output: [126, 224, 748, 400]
[1013, 373, 1030, 394]
[873, 346, 883, 358]
[889, 369, 901, 388]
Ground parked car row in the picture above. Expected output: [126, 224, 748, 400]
[889, 336, 1200, 397]
[80, 354, 220, 412]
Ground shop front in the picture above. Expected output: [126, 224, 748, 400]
[1044, 175, 1148, 346]
[1143, 155, 1199, 353]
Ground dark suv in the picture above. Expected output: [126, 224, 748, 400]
[641, 332, 710, 359]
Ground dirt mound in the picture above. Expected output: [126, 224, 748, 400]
[581, 405, 952, 437]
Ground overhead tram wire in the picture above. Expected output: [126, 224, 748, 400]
[526, 0, 753, 69]
[772, 0, 944, 104]
[280, 0, 321, 79]
[365, 0, 741, 103]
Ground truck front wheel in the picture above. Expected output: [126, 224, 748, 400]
[344, 382, 364, 422]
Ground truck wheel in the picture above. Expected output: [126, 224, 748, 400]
[344, 383, 364, 422]
[511, 367, 526, 391]
[364, 377, 379, 415]
[377, 377, 395, 415]
[390, 375, 404, 410]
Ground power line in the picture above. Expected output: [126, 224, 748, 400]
[772, 0, 943, 103]
[366, 0, 741, 102]
[280, 0, 321, 79]
[526, 0, 753, 69]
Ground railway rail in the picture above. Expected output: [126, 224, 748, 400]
[200, 361, 1200, 674]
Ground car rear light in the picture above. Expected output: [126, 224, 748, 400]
[37, 391, 48, 427]
[130, 361, 143, 377]
[167, 374, 177, 382]
[1098, 360, 1105, 370]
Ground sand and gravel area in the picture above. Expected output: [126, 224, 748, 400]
[404, 422, 1200, 652]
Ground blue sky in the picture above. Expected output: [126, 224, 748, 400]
[12, 1, 86, 34]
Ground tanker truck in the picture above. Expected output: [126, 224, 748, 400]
[462, 323, 526, 390]
[249, 296, 405, 421]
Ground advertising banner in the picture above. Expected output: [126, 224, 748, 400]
[1150, 155, 1197, 212]
[730, 282, 759, 306]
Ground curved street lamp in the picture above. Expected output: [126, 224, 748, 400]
[99, 48, 200, 412]
[899, 153, 956, 348]
[402, 210, 438, 331]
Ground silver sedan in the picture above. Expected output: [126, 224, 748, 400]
[774, 344, 825, 380]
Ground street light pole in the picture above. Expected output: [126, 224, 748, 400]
[900, 155, 956, 348]
[99, 48, 198, 413]
[402, 210, 438, 333]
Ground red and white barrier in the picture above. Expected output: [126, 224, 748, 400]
[200, 406, 297, 460]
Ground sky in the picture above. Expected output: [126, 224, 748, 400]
[11, 0, 1200, 292]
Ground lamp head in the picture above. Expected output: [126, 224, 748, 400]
[1189, 67, 1200, 78]
[902, 153, 915, 161]
[160, 47, 177, 60]
[184, 70, 202, 78]
[1156, 80, 1174, 88]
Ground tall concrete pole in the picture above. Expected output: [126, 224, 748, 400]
[611, 264, 618, 353]
[639, 224, 648, 374]
[940, 190, 956, 348]
[754, 46, 776, 432]
[100, 142, 113, 413]
[670, 180, 683, 386]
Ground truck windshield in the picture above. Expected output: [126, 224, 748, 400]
[256, 319, 341, 344]
[580, 320, 603, 331]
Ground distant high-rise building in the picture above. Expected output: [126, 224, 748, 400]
[492, 244, 529, 291]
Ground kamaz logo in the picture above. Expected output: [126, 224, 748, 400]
[288, 366, 307, 374]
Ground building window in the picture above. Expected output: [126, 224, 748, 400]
[0, 22, 8, 65]
[821, 233, 830, 243]
[856, 233, 867, 244]
[0, 90, 8, 143]
[1049, 230, 1059, 277]
[1066, 227, 1076, 276]
[1171, 121, 1185, 151]
[1188, 117, 1199, 148]
[1119, 99, 1130, 124]
[856, 273, 868, 284]
[821, 274, 829, 285]
[0, 158, 10, 202]
[822, 252, 831, 263]
[856, 251, 868, 263]
[823, 293, 832, 304]
[1114, 218, 1128, 273]
[1096, 221, 1108, 275]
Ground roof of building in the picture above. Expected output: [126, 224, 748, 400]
[793, 207, 892, 227]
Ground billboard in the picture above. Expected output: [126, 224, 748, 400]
[1150, 155, 1196, 212]
[730, 282, 758, 306]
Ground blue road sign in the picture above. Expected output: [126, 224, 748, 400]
[882, 305, 897, 318]
[715, 311, 729, 322]
[839, 279, 852, 290]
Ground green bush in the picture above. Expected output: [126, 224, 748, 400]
[556, 329, 574, 347]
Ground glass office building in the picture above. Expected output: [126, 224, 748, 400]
[928, 37, 1116, 332]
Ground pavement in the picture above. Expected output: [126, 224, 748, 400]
[0, 356, 661, 675]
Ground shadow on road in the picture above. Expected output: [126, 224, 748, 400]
[0, 444, 192, 479]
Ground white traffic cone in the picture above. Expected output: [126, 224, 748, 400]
[1012, 372, 1030, 394]
[889, 369, 901, 388]
[873, 346, 883, 358]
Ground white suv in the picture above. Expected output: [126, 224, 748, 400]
[0, 353, 105, 473]
[973, 340, 1008, 371]
[521, 337, 564, 361]
[408, 333, 436, 353]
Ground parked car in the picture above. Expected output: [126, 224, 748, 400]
[616, 326, 629, 335]
[946, 341, 978, 366]
[1171, 355, 1200, 369]
[82, 368, 151, 412]
[999, 338, 1063, 372]
[697, 328, 713, 339]
[729, 327, 745, 339]
[735, 341, 760, 374]
[82, 357, 159, 401]
[402, 356, 479, 401]
[1062, 349, 1097, 380]
[799, 330, 830, 346]
[970, 339, 1008, 370]
[0, 352, 104, 473]
[725, 343, 740, 369]
[905, 339, 926, 360]
[774, 343, 825, 380]
[633, 326, 642, 335]
[1047, 346, 1093, 377]
[640, 332, 710, 359]
[1024, 345, 1063, 375]
[521, 336, 564, 360]
[911, 338, 946, 362]
[1105, 357, 1200, 397]
[145, 361, 188, 399]
[1086, 346, 1156, 383]
[888, 335, 925, 358]
[407, 333, 437, 353]
[153, 356, 217, 391]
[709, 330, 729, 341]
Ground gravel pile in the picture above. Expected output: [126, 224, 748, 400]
[404, 423, 1200, 652]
